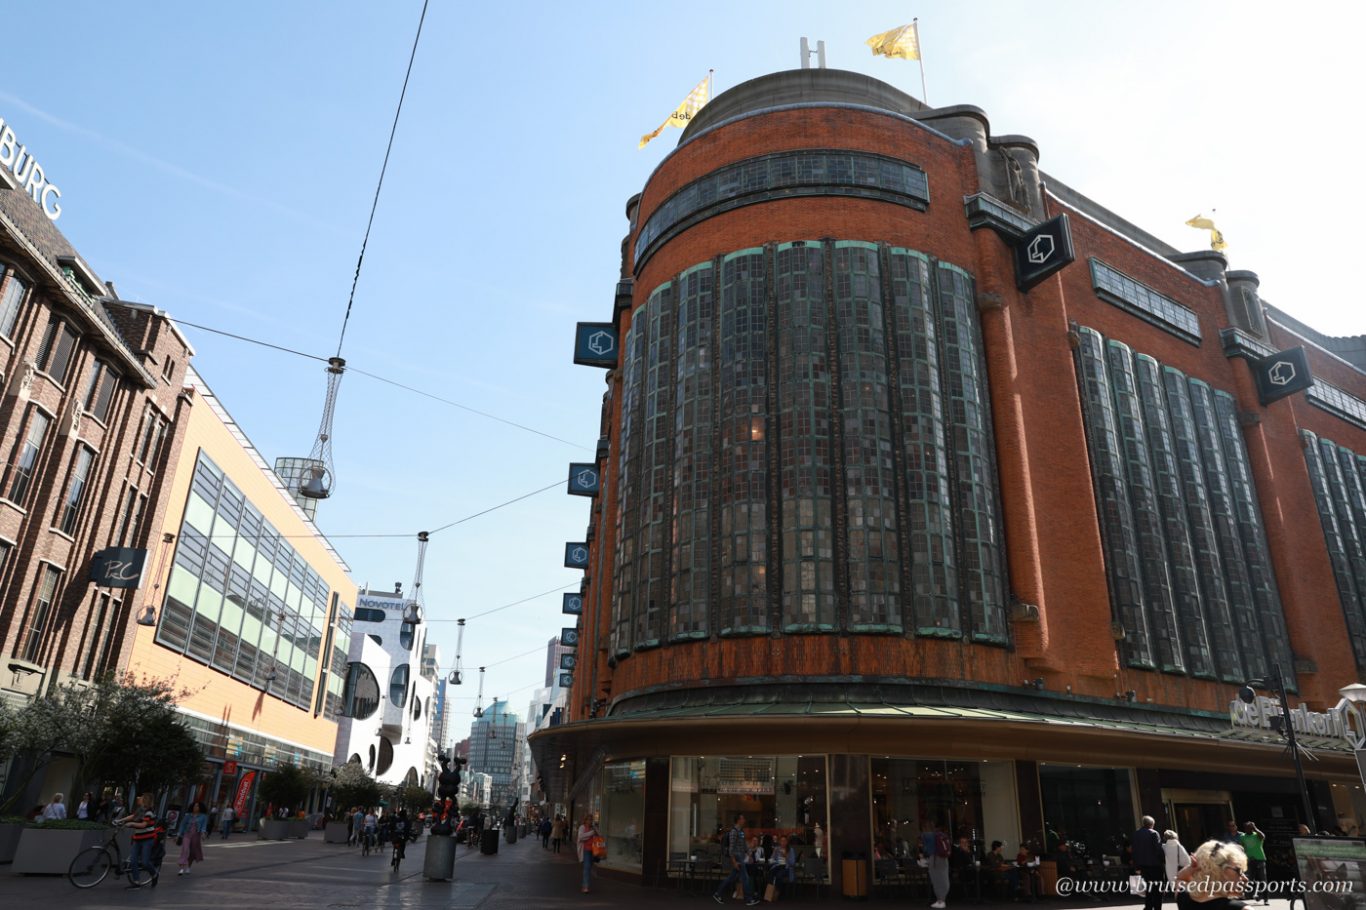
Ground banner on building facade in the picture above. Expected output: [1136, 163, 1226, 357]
[564, 543, 590, 568]
[573, 322, 618, 368]
[567, 463, 600, 497]
[562, 593, 583, 615]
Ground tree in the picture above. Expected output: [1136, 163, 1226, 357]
[397, 784, 433, 813]
[258, 762, 310, 813]
[0, 673, 204, 813]
[328, 761, 380, 818]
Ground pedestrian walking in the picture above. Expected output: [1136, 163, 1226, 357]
[540, 816, 552, 848]
[1238, 822, 1268, 904]
[927, 821, 952, 909]
[220, 803, 235, 839]
[76, 792, 93, 821]
[117, 794, 161, 889]
[1163, 830, 1192, 883]
[40, 792, 67, 821]
[551, 814, 565, 853]
[578, 814, 600, 894]
[711, 812, 760, 906]
[1134, 815, 1167, 910]
[177, 801, 208, 875]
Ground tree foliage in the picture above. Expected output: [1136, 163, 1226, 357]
[258, 762, 310, 811]
[397, 784, 433, 813]
[0, 674, 204, 813]
[329, 761, 380, 817]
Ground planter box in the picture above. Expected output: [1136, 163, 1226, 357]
[0, 822, 23, 864]
[324, 821, 351, 844]
[286, 819, 309, 840]
[12, 827, 109, 875]
[258, 819, 290, 840]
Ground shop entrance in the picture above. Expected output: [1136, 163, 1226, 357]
[1162, 789, 1233, 849]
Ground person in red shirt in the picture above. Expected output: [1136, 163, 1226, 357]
[117, 794, 161, 888]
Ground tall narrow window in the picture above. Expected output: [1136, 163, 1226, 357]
[37, 319, 78, 385]
[60, 446, 95, 535]
[83, 360, 118, 423]
[23, 565, 62, 661]
[0, 272, 26, 338]
[7, 409, 52, 505]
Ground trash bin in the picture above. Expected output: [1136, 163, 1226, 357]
[842, 853, 869, 899]
[424, 835, 457, 881]
[480, 827, 499, 855]
[1038, 860, 1058, 897]
[506, 824, 518, 845]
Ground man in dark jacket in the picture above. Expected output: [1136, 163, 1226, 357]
[1132, 815, 1165, 910]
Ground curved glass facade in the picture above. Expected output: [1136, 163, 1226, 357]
[1302, 432, 1366, 667]
[609, 240, 1008, 648]
[1073, 326, 1294, 684]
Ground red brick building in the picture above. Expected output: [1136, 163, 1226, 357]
[0, 153, 192, 737]
[532, 69, 1366, 891]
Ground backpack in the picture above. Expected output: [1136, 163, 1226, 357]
[934, 832, 951, 858]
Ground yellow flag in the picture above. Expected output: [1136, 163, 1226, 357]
[867, 23, 921, 60]
[639, 75, 711, 149]
[1185, 214, 1227, 252]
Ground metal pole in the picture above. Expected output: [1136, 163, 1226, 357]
[1272, 662, 1319, 832]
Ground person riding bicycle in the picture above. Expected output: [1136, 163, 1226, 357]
[362, 808, 377, 850]
[391, 810, 412, 861]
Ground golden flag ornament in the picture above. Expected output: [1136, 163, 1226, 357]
[639, 75, 711, 150]
[1185, 214, 1227, 252]
[867, 24, 921, 60]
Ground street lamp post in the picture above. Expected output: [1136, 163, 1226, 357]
[1240, 661, 1318, 832]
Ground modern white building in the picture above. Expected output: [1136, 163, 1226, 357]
[333, 586, 437, 787]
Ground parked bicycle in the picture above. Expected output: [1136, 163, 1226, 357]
[68, 822, 161, 889]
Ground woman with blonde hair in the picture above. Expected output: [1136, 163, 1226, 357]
[1175, 840, 1249, 910]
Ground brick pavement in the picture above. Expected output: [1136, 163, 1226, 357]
[0, 830, 1303, 910]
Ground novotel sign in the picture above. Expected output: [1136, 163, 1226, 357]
[1230, 695, 1366, 750]
[0, 115, 63, 220]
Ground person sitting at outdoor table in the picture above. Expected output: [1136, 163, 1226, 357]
[746, 835, 767, 889]
[1013, 843, 1041, 902]
[769, 835, 797, 898]
[951, 836, 979, 896]
[983, 840, 1011, 895]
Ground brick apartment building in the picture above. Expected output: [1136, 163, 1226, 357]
[0, 134, 193, 798]
[531, 68, 1366, 890]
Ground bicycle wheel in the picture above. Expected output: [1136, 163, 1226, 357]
[68, 846, 113, 889]
[392, 846, 400, 872]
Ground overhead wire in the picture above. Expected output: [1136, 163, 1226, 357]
[422, 582, 579, 622]
[172, 317, 588, 451]
[334, 0, 431, 358]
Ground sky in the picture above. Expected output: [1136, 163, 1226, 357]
[3, 0, 1361, 750]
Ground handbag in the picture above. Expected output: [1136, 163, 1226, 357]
[589, 833, 607, 861]
[764, 882, 778, 902]
[1129, 874, 1147, 895]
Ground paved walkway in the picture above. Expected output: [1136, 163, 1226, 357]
[0, 831, 1305, 910]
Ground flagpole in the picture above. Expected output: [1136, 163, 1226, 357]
[913, 19, 928, 104]
[709, 68, 714, 100]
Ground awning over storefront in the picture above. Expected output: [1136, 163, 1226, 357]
[529, 684, 1362, 805]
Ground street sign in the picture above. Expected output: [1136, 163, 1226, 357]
[1252, 346, 1313, 405]
[561, 627, 580, 647]
[559, 653, 576, 671]
[89, 547, 148, 589]
[222, 760, 238, 777]
[564, 542, 590, 569]
[558, 672, 574, 688]
[562, 593, 583, 615]
[573, 322, 619, 368]
[567, 463, 600, 496]
[1013, 213, 1075, 291]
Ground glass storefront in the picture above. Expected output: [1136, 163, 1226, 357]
[600, 760, 645, 872]
[667, 755, 829, 872]
[871, 758, 1020, 856]
[1039, 763, 1136, 861]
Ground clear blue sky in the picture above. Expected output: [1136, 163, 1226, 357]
[3, 0, 1359, 748]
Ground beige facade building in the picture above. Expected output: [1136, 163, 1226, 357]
[124, 365, 356, 819]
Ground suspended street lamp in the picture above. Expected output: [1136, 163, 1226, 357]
[473, 667, 486, 718]
[299, 357, 346, 500]
[401, 531, 429, 632]
[448, 618, 465, 685]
